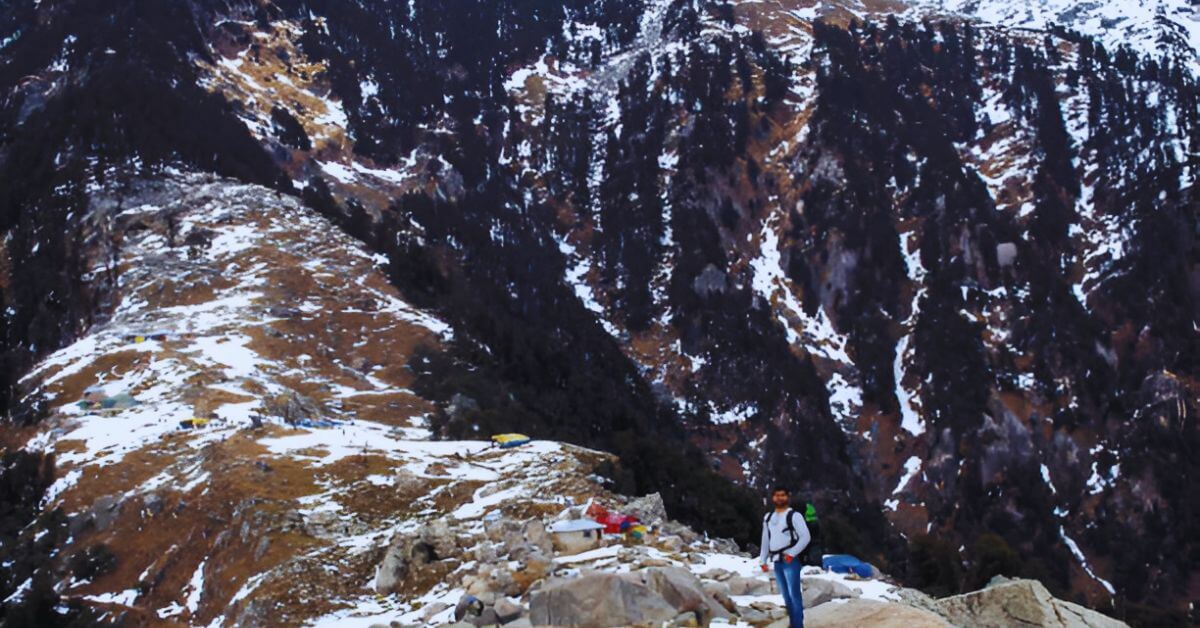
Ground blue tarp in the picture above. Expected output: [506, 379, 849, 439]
[294, 418, 341, 428]
[822, 554, 874, 578]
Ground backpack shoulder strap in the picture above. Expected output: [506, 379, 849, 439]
[781, 510, 800, 549]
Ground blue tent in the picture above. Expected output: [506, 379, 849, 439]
[295, 417, 341, 428]
[822, 554, 874, 578]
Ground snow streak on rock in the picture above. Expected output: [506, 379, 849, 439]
[750, 216, 861, 430]
[893, 227, 927, 437]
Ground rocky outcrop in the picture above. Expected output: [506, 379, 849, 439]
[805, 599, 953, 627]
[625, 492, 668, 524]
[375, 517, 462, 594]
[620, 567, 732, 624]
[801, 576, 861, 608]
[529, 573, 679, 626]
[935, 578, 1128, 628]
[527, 567, 746, 626]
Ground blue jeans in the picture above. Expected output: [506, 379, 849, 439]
[774, 558, 805, 628]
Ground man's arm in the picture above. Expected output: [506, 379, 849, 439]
[759, 518, 770, 565]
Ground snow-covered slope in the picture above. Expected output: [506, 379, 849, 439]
[903, 0, 1200, 73]
[6, 172, 457, 623]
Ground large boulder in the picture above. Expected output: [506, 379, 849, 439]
[72, 494, 124, 534]
[935, 578, 1128, 628]
[374, 517, 461, 593]
[521, 519, 553, 555]
[422, 518, 459, 558]
[806, 599, 953, 627]
[801, 577, 861, 608]
[265, 391, 323, 424]
[621, 567, 732, 623]
[529, 573, 678, 626]
[484, 514, 540, 554]
[701, 580, 738, 614]
[626, 493, 668, 523]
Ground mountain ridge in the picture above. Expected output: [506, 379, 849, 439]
[1, 0, 1197, 624]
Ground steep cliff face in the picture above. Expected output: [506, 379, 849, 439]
[1, 0, 1196, 623]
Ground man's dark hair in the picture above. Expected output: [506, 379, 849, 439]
[771, 485, 789, 495]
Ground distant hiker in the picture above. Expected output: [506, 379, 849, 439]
[760, 485, 810, 628]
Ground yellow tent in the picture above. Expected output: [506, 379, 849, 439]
[491, 433, 531, 448]
[178, 417, 211, 429]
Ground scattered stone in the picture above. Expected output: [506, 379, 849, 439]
[419, 602, 451, 623]
[483, 565, 520, 597]
[736, 605, 770, 624]
[671, 610, 699, 627]
[454, 594, 486, 622]
[465, 576, 493, 597]
[728, 575, 772, 596]
[473, 542, 499, 564]
[657, 535, 684, 552]
[748, 600, 788, 620]
[935, 578, 1128, 628]
[708, 537, 740, 554]
[253, 536, 270, 561]
[467, 609, 500, 626]
[88, 494, 123, 532]
[701, 568, 733, 581]
[493, 597, 523, 623]
[141, 492, 163, 517]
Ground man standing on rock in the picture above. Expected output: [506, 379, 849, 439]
[760, 485, 810, 628]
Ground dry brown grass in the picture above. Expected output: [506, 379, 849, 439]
[64, 429, 332, 624]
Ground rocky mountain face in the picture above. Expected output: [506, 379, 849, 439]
[1, 0, 1197, 625]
